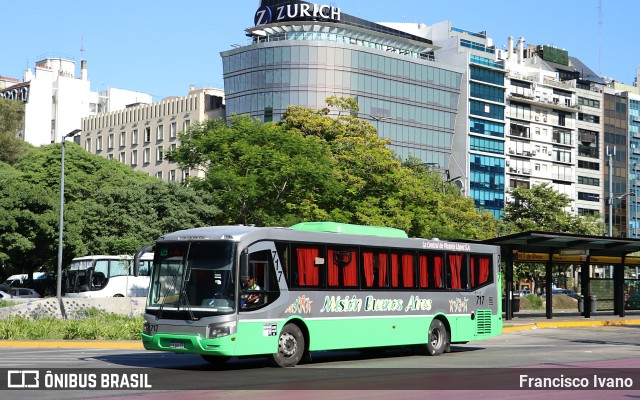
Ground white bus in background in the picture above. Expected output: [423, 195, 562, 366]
[64, 252, 153, 298]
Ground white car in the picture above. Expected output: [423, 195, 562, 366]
[0, 290, 13, 299]
[10, 288, 41, 298]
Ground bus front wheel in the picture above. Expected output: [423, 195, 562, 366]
[270, 323, 305, 367]
[425, 319, 449, 356]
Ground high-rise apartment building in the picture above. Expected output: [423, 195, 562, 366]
[427, 22, 507, 218]
[629, 92, 640, 238]
[0, 56, 152, 146]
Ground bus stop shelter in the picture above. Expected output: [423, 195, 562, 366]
[482, 231, 640, 321]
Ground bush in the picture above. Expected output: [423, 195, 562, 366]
[520, 294, 543, 310]
[0, 306, 143, 340]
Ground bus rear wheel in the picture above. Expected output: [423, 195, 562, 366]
[425, 319, 448, 356]
[201, 355, 230, 365]
[270, 323, 305, 367]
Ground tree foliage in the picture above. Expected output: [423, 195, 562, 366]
[501, 182, 603, 290]
[0, 143, 220, 279]
[0, 98, 30, 164]
[170, 98, 500, 240]
[502, 182, 601, 235]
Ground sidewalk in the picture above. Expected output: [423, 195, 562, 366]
[502, 309, 640, 332]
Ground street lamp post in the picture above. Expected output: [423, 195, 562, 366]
[57, 129, 81, 318]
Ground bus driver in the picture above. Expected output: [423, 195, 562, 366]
[240, 277, 260, 308]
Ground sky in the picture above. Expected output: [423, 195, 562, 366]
[2, 0, 638, 102]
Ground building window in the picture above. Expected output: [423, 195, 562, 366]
[132, 129, 138, 145]
[96, 136, 102, 151]
[108, 134, 114, 149]
[183, 120, 191, 131]
[119, 152, 126, 164]
[155, 171, 163, 180]
[578, 97, 601, 109]
[169, 170, 176, 182]
[85, 138, 92, 152]
[170, 122, 177, 138]
[156, 146, 164, 162]
[144, 127, 151, 142]
[157, 125, 164, 141]
[119, 131, 126, 147]
[143, 148, 150, 164]
[108, 154, 114, 160]
[131, 150, 138, 166]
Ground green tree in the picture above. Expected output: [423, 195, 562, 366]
[168, 98, 499, 239]
[0, 142, 220, 279]
[502, 182, 601, 234]
[0, 98, 29, 164]
[502, 182, 602, 291]
[168, 115, 339, 226]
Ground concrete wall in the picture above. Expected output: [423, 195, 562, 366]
[0, 297, 146, 319]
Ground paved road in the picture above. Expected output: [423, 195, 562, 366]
[2, 325, 640, 399]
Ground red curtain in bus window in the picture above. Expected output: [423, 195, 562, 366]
[363, 251, 375, 288]
[434, 255, 442, 288]
[378, 253, 388, 287]
[296, 247, 319, 286]
[419, 255, 428, 288]
[470, 257, 475, 287]
[479, 256, 490, 284]
[402, 254, 414, 288]
[327, 249, 339, 287]
[448, 254, 462, 289]
[391, 254, 399, 288]
[342, 250, 358, 286]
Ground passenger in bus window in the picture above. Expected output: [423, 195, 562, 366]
[240, 277, 261, 308]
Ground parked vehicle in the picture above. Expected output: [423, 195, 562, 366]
[10, 288, 41, 298]
[625, 294, 640, 310]
[0, 290, 13, 299]
[65, 253, 153, 298]
[552, 288, 580, 300]
[3, 272, 47, 287]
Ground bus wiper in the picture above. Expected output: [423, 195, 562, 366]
[157, 271, 179, 320]
[178, 265, 196, 321]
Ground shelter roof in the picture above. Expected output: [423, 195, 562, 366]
[482, 231, 640, 259]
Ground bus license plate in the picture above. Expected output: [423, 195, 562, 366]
[170, 342, 185, 349]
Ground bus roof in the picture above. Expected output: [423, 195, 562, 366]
[290, 222, 408, 238]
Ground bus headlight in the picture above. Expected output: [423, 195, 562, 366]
[143, 321, 150, 335]
[208, 322, 237, 339]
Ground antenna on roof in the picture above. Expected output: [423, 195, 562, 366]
[598, 0, 602, 75]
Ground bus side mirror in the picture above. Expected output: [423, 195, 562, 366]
[240, 250, 249, 272]
[134, 245, 154, 276]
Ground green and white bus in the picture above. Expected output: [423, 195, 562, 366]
[141, 222, 502, 367]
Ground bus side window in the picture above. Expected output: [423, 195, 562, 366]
[292, 245, 322, 288]
[389, 252, 415, 289]
[328, 246, 358, 288]
[241, 249, 281, 311]
[362, 249, 389, 288]
[470, 255, 493, 289]
[446, 253, 468, 290]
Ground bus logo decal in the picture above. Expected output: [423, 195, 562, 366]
[285, 295, 313, 314]
[449, 297, 469, 313]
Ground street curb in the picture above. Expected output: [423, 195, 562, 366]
[0, 341, 144, 349]
[503, 319, 640, 332]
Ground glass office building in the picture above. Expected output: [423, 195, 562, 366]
[221, 0, 464, 167]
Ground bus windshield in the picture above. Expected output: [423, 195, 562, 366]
[149, 241, 236, 313]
